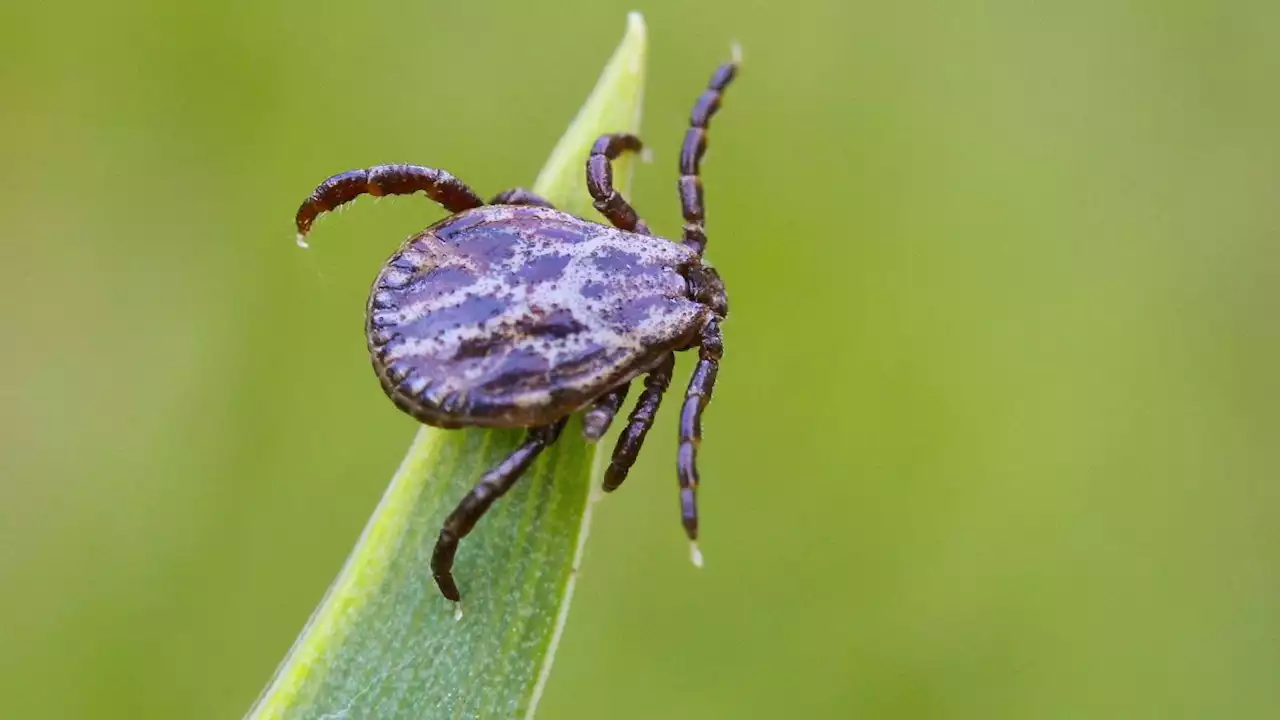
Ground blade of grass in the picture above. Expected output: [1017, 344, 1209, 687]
[247, 13, 647, 719]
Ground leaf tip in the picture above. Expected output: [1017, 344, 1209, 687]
[620, 11, 648, 77]
[626, 10, 646, 39]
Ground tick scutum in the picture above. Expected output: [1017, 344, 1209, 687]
[367, 204, 710, 430]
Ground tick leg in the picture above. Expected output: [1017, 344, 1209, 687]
[679, 50, 741, 257]
[489, 188, 556, 208]
[295, 164, 484, 242]
[676, 319, 723, 545]
[582, 383, 631, 442]
[602, 353, 676, 492]
[430, 418, 568, 601]
[586, 133, 652, 235]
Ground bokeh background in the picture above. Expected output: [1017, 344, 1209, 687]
[3, 1, 1279, 717]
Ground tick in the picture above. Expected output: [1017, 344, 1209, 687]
[293, 53, 740, 602]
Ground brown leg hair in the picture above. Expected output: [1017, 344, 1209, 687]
[295, 164, 484, 242]
[586, 133, 651, 235]
[676, 320, 722, 545]
[678, 55, 740, 257]
[489, 188, 555, 208]
[430, 418, 568, 601]
[602, 353, 676, 492]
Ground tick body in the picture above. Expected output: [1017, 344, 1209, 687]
[295, 54, 740, 602]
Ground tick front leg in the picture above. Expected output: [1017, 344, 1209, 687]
[489, 188, 556, 208]
[602, 353, 676, 491]
[679, 51, 740, 257]
[586, 133, 651, 235]
[676, 320, 723, 557]
[295, 164, 485, 243]
[430, 418, 568, 601]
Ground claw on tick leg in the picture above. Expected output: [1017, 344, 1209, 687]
[453, 602, 464, 622]
[690, 541, 704, 569]
[296, 233, 310, 249]
[731, 41, 744, 64]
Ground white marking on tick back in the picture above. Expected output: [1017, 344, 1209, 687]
[690, 541, 704, 568]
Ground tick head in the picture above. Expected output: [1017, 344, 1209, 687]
[685, 261, 728, 318]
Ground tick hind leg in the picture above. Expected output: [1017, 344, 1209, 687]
[676, 320, 723, 564]
[295, 164, 485, 244]
[602, 353, 676, 491]
[489, 188, 556, 208]
[679, 50, 741, 257]
[430, 418, 568, 601]
[586, 133, 651, 235]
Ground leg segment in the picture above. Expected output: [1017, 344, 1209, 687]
[602, 353, 676, 492]
[676, 320, 723, 542]
[582, 382, 631, 442]
[586, 133, 651, 235]
[678, 54, 740, 257]
[430, 418, 568, 601]
[489, 188, 555, 208]
[295, 164, 484, 241]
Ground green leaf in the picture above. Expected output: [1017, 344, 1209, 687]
[247, 12, 647, 720]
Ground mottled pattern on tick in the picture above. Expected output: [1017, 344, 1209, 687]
[367, 205, 711, 428]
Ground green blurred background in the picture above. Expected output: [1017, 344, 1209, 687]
[3, 1, 1278, 717]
